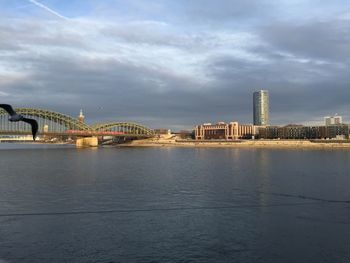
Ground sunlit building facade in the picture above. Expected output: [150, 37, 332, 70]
[253, 90, 269, 126]
[195, 122, 255, 140]
[324, 115, 342, 126]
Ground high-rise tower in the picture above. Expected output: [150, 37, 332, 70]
[253, 90, 269, 126]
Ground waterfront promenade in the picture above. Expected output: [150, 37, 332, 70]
[123, 138, 350, 149]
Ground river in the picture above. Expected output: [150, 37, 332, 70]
[0, 144, 349, 262]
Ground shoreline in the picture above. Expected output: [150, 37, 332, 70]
[3, 140, 350, 149]
[120, 139, 350, 149]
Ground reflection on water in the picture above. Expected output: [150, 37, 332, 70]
[256, 149, 271, 207]
[0, 144, 350, 263]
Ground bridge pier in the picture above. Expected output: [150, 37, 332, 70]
[76, 137, 98, 147]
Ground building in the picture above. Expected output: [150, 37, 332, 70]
[195, 122, 254, 140]
[257, 124, 349, 140]
[327, 124, 348, 138]
[253, 90, 269, 126]
[325, 114, 342, 126]
[154, 129, 171, 135]
[78, 109, 85, 123]
[177, 130, 193, 139]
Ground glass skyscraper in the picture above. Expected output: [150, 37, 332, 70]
[253, 90, 269, 126]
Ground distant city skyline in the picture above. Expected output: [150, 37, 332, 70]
[1, 1, 350, 129]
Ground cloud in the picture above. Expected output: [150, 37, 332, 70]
[260, 18, 350, 62]
[1, 2, 350, 129]
[205, 52, 350, 123]
[184, 0, 272, 23]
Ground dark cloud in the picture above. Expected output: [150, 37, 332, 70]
[0, 53, 210, 128]
[260, 19, 350, 62]
[1, 2, 350, 130]
[206, 53, 350, 124]
[2, 50, 350, 128]
[5, 52, 347, 127]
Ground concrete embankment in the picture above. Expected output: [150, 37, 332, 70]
[121, 139, 350, 149]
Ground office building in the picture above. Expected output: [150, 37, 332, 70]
[324, 114, 342, 126]
[253, 90, 269, 126]
[257, 124, 350, 140]
[195, 122, 255, 140]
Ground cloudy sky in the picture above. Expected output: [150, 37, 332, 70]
[1, 0, 350, 129]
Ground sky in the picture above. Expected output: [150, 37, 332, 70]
[1, 0, 350, 129]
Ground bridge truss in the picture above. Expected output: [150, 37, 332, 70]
[0, 108, 154, 137]
[92, 122, 154, 136]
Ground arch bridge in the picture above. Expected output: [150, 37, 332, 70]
[0, 108, 154, 139]
[92, 122, 154, 136]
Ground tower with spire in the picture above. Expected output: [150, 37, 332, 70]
[78, 109, 85, 123]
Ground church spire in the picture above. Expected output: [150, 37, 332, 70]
[78, 109, 85, 123]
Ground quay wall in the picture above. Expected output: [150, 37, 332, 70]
[124, 139, 350, 149]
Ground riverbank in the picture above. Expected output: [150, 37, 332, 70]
[120, 139, 350, 149]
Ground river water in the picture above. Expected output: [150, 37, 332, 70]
[0, 144, 349, 263]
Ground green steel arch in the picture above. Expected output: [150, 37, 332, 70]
[0, 108, 154, 136]
[92, 122, 154, 136]
[0, 108, 92, 132]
